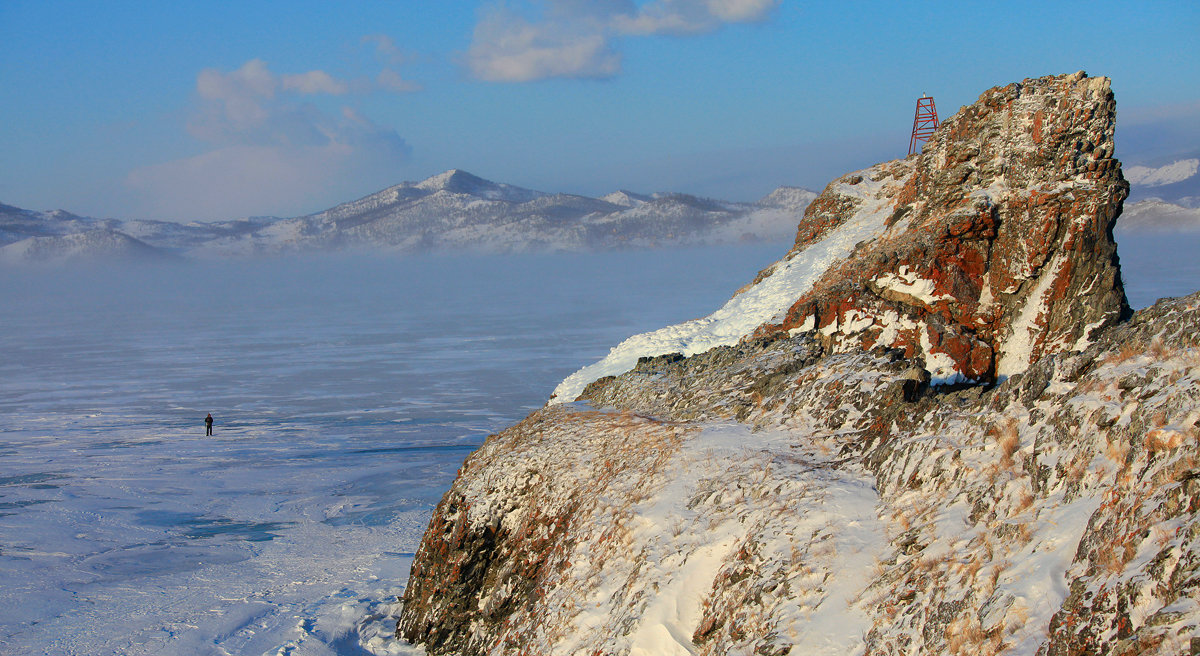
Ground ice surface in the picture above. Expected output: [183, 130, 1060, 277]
[0, 232, 1190, 654]
[0, 246, 783, 655]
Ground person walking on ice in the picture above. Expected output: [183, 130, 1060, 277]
[205, 413, 214, 436]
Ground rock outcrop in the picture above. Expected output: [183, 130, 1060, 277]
[395, 73, 1200, 655]
[752, 71, 1129, 384]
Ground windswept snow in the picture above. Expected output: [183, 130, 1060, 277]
[552, 176, 896, 403]
[996, 252, 1066, 377]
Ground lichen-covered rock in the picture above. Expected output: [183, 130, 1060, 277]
[754, 71, 1129, 384]
[394, 74, 1198, 656]
[398, 292, 1200, 656]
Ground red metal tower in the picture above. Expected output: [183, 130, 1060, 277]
[908, 95, 939, 156]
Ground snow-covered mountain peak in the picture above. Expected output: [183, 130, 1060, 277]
[756, 186, 819, 210]
[415, 169, 544, 203]
[1126, 158, 1199, 187]
[600, 190, 651, 207]
[45, 209, 85, 221]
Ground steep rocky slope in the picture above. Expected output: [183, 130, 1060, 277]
[548, 72, 1128, 405]
[754, 70, 1129, 384]
[396, 73, 1200, 654]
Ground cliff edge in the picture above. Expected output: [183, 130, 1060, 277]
[551, 71, 1127, 403]
[396, 74, 1200, 655]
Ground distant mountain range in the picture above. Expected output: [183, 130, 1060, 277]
[3, 166, 1197, 265]
[0, 170, 818, 265]
[1124, 156, 1200, 207]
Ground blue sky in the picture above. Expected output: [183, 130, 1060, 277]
[2, 0, 1198, 221]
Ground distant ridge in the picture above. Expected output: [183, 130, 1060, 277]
[0, 228, 173, 265]
[1, 170, 821, 263]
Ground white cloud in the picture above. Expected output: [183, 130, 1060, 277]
[281, 70, 350, 95]
[190, 59, 355, 140]
[704, 0, 779, 22]
[363, 33, 420, 70]
[124, 60, 411, 221]
[361, 34, 422, 93]
[468, 8, 621, 82]
[466, 0, 780, 82]
[195, 59, 276, 130]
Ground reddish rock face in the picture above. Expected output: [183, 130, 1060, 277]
[756, 71, 1129, 383]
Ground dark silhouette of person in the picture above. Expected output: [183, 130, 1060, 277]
[205, 413, 214, 436]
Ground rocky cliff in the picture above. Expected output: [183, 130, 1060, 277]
[395, 73, 1200, 655]
[752, 71, 1129, 384]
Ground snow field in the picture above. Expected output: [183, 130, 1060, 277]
[0, 250, 786, 655]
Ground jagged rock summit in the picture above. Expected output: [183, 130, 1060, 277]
[758, 71, 1128, 383]
[551, 72, 1128, 403]
[395, 74, 1200, 655]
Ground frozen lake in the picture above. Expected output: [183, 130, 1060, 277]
[0, 245, 789, 655]
[0, 234, 1196, 655]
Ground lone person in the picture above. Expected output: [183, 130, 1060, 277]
[205, 413, 214, 436]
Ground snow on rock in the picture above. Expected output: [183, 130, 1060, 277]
[873, 265, 954, 307]
[554, 71, 1129, 398]
[756, 71, 1130, 383]
[398, 289, 1200, 656]
[395, 74, 1199, 656]
[551, 170, 896, 403]
[601, 190, 652, 207]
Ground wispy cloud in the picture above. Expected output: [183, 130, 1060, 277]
[124, 60, 411, 221]
[282, 70, 351, 95]
[377, 68, 422, 93]
[467, 6, 621, 82]
[362, 33, 408, 66]
[466, 0, 780, 82]
[361, 34, 424, 92]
